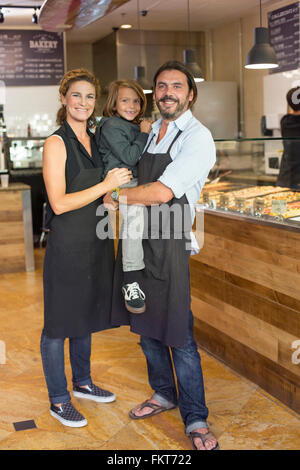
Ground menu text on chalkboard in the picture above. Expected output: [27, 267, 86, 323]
[0, 30, 64, 86]
[268, 2, 300, 74]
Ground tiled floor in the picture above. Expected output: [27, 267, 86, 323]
[0, 250, 299, 450]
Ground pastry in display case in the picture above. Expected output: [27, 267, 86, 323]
[199, 137, 300, 227]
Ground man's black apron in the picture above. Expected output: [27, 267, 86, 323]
[111, 130, 192, 347]
[43, 125, 115, 338]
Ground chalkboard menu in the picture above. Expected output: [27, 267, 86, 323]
[0, 30, 64, 86]
[268, 2, 300, 74]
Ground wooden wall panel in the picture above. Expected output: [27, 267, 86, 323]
[191, 211, 300, 413]
[194, 317, 300, 413]
[0, 187, 27, 273]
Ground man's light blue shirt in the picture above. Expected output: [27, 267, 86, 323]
[145, 109, 216, 253]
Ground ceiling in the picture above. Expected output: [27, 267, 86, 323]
[0, 0, 278, 43]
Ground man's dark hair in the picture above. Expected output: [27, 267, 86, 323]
[153, 61, 198, 109]
[286, 87, 300, 111]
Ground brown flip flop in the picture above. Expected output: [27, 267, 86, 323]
[129, 399, 176, 420]
[189, 430, 220, 450]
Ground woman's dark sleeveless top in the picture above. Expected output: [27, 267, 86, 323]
[43, 121, 115, 338]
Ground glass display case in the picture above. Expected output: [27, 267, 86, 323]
[199, 137, 300, 229]
[6, 137, 45, 172]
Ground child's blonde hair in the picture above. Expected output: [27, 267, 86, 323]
[103, 79, 147, 124]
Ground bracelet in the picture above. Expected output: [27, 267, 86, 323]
[111, 187, 119, 202]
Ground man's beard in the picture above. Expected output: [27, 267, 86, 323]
[156, 94, 190, 120]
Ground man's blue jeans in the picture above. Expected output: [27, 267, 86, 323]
[140, 310, 209, 434]
[40, 331, 92, 404]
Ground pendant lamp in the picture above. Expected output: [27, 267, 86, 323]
[183, 0, 204, 82]
[134, 0, 152, 94]
[245, 0, 278, 70]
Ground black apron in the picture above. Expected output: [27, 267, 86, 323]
[111, 130, 192, 347]
[43, 123, 115, 338]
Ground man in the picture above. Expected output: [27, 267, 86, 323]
[106, 61, 218, 450]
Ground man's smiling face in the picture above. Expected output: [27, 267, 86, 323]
[154, 69, 194, 121]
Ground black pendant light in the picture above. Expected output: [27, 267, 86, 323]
[245, 0, 278, 70]
[183, 0, 204, 82]
[134, 0, 152, 94]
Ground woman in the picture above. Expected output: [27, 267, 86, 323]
[41, 68, 131, 428]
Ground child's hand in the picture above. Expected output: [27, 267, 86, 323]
[103, 192, 118, 211]
[140, 120, 153, 134]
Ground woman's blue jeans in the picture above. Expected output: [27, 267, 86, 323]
[140, 310, 209, 434]
[40, 331, 92, 405]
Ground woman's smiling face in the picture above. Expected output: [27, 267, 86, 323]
[61, 80, 96, 123]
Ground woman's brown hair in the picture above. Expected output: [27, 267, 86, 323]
[102, 79, 147, 124]
[56, 68, 101, 127]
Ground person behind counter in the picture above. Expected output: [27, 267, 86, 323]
[41, 68, 132, 428]
[277, 86, 300, 189]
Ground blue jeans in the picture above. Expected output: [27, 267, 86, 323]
[40, 331, 92, 404]
[119, 177, 145, 272]
[140, 311, 209, 434]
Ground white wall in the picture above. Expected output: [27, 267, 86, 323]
[193, 82, 238, 139]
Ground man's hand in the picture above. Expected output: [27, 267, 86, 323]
[103, 192, 118, 211]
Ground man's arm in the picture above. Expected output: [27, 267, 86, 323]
[119, 181, 174, 205]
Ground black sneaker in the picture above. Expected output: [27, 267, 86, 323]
[73, 383, 116, 403]
[50, 402, 87, 428]
[122, 282, 146, 314]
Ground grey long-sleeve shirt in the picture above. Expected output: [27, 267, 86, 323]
[95, 116, 149, 178]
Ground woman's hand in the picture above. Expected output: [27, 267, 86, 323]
[140, 120, 153, 134]
[104, 168, 132, 191]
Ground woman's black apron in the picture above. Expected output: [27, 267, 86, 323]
[43, 121, 115, 338]
[111, 130, 192, 347]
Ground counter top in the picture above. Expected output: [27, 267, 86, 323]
[225, 171, 277, 183]
[201, 207, 300, 233]
[0, 182, 31, 192]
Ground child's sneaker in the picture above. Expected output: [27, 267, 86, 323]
[50, 402, 87, 428]
[122, 282, 146, 314]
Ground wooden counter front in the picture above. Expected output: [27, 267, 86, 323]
[0, 183, 34, 273]
[191, 210, 300, 413]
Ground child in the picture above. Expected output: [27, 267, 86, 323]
[96, 79, 152, 314]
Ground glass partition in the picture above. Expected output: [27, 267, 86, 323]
[199, 137, 300, 228]
[7, 138, 45, 170]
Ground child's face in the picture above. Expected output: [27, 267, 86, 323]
[115, 87, 141, 121]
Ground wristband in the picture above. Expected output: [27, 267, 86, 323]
[111, 187, 119, 202]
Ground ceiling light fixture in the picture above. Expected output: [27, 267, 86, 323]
[245, 0, 278, 70]
[183, 0, 204, 82]
[134, 0, 152, 94]
[120, 24, 132, 29]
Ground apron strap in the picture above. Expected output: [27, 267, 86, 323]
[69, 138, 85, 171]
[143, 134, 155, 154]
[144, 129, 183, 155]
[166, 129, 182, 154]
[60, 122, 85, 171]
